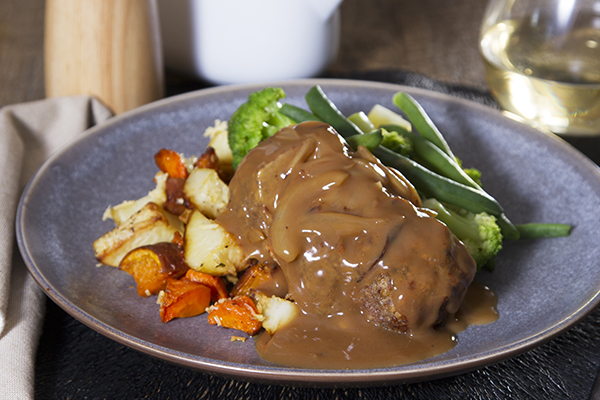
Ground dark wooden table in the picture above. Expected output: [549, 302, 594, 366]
[4, 1, 600, 399]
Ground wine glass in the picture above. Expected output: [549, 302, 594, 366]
[479, 0, 600, 136]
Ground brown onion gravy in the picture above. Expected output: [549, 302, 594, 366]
[216, 122, 498, 369]
[254, 281, 497, 369]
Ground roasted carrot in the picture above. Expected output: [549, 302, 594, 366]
[171, 231, 184, 248]
[185, 269, 229, 302]
[195, 147, 231, 183]
[230, 262, 274, 297]
[159, 278, 212, 323]
[195, 147, 220, 170]
[119, 243, 188, 297]
[154, 148, 188, 179]
[207, 295, 262, 336]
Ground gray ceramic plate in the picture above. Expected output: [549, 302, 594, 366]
[16, 79, 600, 387]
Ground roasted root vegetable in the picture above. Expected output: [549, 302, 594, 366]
[119, 242, 188, 297]
[184, 209, 243, 276]
[203, 120, 234, 179]
[230, 262, 275, 297]
[163, 176, 191, 216]
[93, 202, 184, 267]
[195, 147, 219, 169]
[154, 148, 189, 179]
[159, 277, 212, 323]
[172, 231, 184, 247]
[103, 172, 168, 225]
[207, 295, 263, 336]
[195, 146, 231, 183]
[253, 293, 299, 334]
[183, 168, 230, 219]
[184, 269, 229, 302]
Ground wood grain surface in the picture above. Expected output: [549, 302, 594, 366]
[0, 0, 490, 110]
[44, 0, 164, 114]
[0, 0, 45, 108]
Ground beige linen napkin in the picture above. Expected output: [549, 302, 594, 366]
[0, 96, 113, 399]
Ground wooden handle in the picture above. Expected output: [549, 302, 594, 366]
[44, 0, 164, 114]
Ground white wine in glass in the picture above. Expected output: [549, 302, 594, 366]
[480, 0, 600, 136]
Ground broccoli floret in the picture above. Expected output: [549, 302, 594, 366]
[463, 167, 482, 187]
[455, 157, 483, 187]
[422, 198, 502, 271]
[380, 128, 414, 157]
[228, 87, 295, 169]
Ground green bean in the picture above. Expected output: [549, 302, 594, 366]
[497, 213, 521, 240]
[515, 223, 572, 239]
[346, 129, 383, 151]
[392, 92, 455, 159]
[377, 139, 519, 239]
[305, 85, 364, 138]
[380, 121, 520, 240]
[280, 103, 322, 123]
[348, 111, 376, 133]
[381, 124, 480, 190]
[372, 146, 504, 216]
[377, 123, 519, 240]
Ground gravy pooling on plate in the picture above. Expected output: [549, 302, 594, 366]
[216, 121, 496, 369]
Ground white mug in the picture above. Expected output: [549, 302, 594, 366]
[158, 0, 343, 85]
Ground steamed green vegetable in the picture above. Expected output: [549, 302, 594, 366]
[346, 129, 383, 151]
[515, 223, 572, 239]
[348, 111, 376, 133]
[279, 103, 322, 124]
[372, 146, 504, 216]
[380, 128, 415, 157]
[392, 91, 455, 160]
[227, 87, 296, 169]
[423, 198, 503, 270]
[305, 85, 363, 138]
[380, 123, 480, 189]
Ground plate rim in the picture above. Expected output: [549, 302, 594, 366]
[16, 78, 600, 387]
